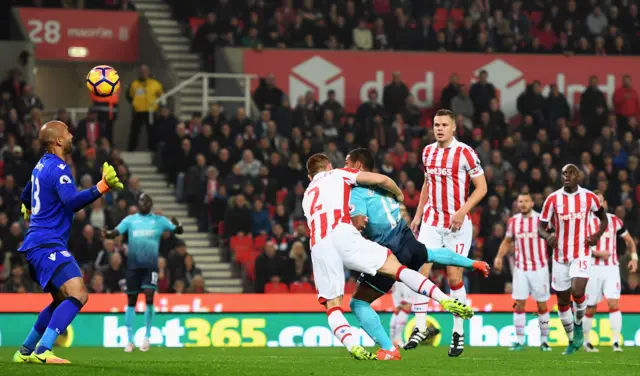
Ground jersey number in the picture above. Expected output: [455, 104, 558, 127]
[31, 176, 41, 215]
[151, 272, 158, 285]
[307, 187, 323, 216]
[380, 197, 400, 228]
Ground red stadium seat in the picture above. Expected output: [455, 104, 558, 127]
[276, 188, 288, 204]
[289, 281, 314, 293]
[254, 234, 268, 251]
[433, 8, 449, 31]
[243, 252, 260, 281]
[265, 282, 290, 293]
[231, 235, 254, 264]
[450, 8, 464, 25]
[529, 11, 543, 26]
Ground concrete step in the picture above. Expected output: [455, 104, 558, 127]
[120, 152, 152, 163]
[171, 61, 200, 70]
[180, 95, 206, 105]
[180, 232, 210, 241]
[205, 270, 234, 278]
[208, 286, 243, 293]
[135, 2, 170, 11]
[198, 263, 232, 271]
[192, 254, 222, 263]
[182, 223, 198, 231]
[140, 180, 173, 189]
[166, 53, 199, 61]
[143, 188, 176, 197]
[160, 209, 188, 217]
[206, 278, 243, 286]
[143, 11, 173, 19]
[185, 240, 212, 248]
[180, 104, 205, 114]
[177, 70, 200, 79]
[190, 251, 221, 260]
[148, 19, 179, 27]
[153, 27, 182, 36]
[157, 35, 190, 44]
[162, 44, 190, 53]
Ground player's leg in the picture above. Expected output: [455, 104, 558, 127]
[583, 269, 601, 352]
[140, 269, 158, 351]
[510, 268, 529, 350]
[313, 235, 374, 360]
[350, 280, 400, 360]
[392, 303, 411, 347]
[569, 259, 590, 351]
[125, 292, 138, 352]
[529, 267, 551, 351]
[31, 261, 88, 363]
[552, 261, 575, 355]
[125, 268, 141, 352]
[14, 290, 64, 362]
[604, 265, 622, 351]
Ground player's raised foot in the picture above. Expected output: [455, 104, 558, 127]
[540, 342, 552, 352]
[350, 345, 376, 360]
[377, 347, 402, 360]
[572, 323, 584, 349]
[613, 342, 623, 352]
[448, 332, 464, 357]
[509, 343, 525, 351]
[441, 299, 473, 319]
[139, 337, 150, 352]
[29, 350, 71, 364]
[404, 328, 429, 350]
[12, 350, 31, 363]
[562, 341, 577, 355]
[584, 343, 599, 353]
[471, 261, 491, 277]
[124, 342, 135, 353]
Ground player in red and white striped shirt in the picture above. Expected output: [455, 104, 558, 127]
[408, 109, 488, 356]
[583, 192, 637, 353]
[494, 193, 551, 351]
[538, 164, 608, 355]
[303, 154, 473, 360]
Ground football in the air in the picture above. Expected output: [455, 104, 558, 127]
[86, 65, 120, 97]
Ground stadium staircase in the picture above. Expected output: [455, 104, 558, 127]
[121, 152, 242, 293]
[133, 0, 204, 122]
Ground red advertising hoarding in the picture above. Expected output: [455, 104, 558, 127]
[2, 293, 639, 313]
[18, 8, 138, 62]
[244, 50, 639, 120]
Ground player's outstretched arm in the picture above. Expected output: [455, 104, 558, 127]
[171, 217, 184, 234]
[494, 237, 513, 273]
[355, 172, 403, 202]
[57, 162, 124, 212]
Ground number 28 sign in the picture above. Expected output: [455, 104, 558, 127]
[17, 8, 139, 62]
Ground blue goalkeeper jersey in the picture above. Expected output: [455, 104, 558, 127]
[349, 186, 406, 249]
[20, 153, 101, 252]
[116, 213, 176, 269]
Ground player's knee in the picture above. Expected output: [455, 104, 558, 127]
[128, 294, 138, 307]
[536, 302, 548, 314]
[586, 306, 597, 316]
[324, 297, 342, 310]
[607, 300, 619, 311]
[144, 292, 154, 306]
[513, 300, 526, 313]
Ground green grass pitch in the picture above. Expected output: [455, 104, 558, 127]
[2, 347, 640, 376]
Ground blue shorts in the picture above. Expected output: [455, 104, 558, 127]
[358, 226, 428, 294]
[126, 268, 158, 294]
[25, 246, 83, 293]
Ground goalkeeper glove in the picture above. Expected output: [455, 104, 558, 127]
[97, 162, 124, 194]
[21, 204, 31, 221]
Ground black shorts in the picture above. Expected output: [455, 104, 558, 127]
[358, 226, 428, 294]
[126, 268, 158, 294]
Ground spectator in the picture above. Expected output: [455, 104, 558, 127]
[3, 264, 32, 293]
[517, 81, 546, 126]
[187, 275, 206, 293]
[186, 153, 208, 213]
[440, 73, 461, 112]
[320, 90, 344, 121]
[451, 85, 475, 129]
[223, 195, 252, 237]
[88, 271, 106, 293]
[613, 75, 639, 129]
[581, 76, 608, 136]
[287, 241, 312, 283]
[121, 176, 143, 207]
[17, 84, 43, 118]
[94, 238, 118, 273]
[251, 198, 272, 236]
[415, 15, 437, 50]
[157, 256, 171, 293]
[193, 12, 220, 72]
[253, 74, 284, 111]
[168, 239, 188, 284]
[173, 279, 186, 294]
[87, 197, 110, 230]
[183, 254, 202, 288]
[545, 84, 571, 123]
[127, 64, 164, 151]
[75, 109, 103, 147]
[382, 72, 410, 116]
[71, 224, 101, 268]
[469, 70, 496, 117]
[255, 241, 289, 293]
[353, 19, 373, 50]
[103, 252, 125, 293]
[587, 5, 609, 36]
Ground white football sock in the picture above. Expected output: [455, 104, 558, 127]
[327, 307, 356, 351]
[394, 309, 409, 342]
[610, 310, 622, 345]
[514, 311, 526, 345]
[538, 311, 550, 344]
[412, 292, 430, 332]
[558, 305, 574, 340]
[450, 282, 466, 334]
[583, 313, 593, 344]
[573, 296, 587, 325]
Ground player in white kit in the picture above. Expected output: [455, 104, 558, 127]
[583, 191, 637, 353]
[538, 164, 609, 355]
[407, 109, 488, 356]
[303, 154, 473, 360]
[494, 192, 551, 352]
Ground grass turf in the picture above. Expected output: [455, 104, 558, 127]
[2, 347, 640, 376]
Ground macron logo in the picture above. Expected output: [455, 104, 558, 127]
[58, 164, 66, 170]
[48, 252, 56, 261]
[289, 56, 345, 108]
[472, 59, 526, 119]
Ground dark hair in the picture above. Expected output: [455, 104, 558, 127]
[347, 148, 375, 171]
[306, 153, 331, 177]
[434, 108, 455, 120]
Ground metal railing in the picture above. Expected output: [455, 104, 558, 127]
[150, 72, 257, 123]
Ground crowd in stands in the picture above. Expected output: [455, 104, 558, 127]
[0, 67, 201, 293]
[188, 0, 640, 72]
[158, 2, 640, 295]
